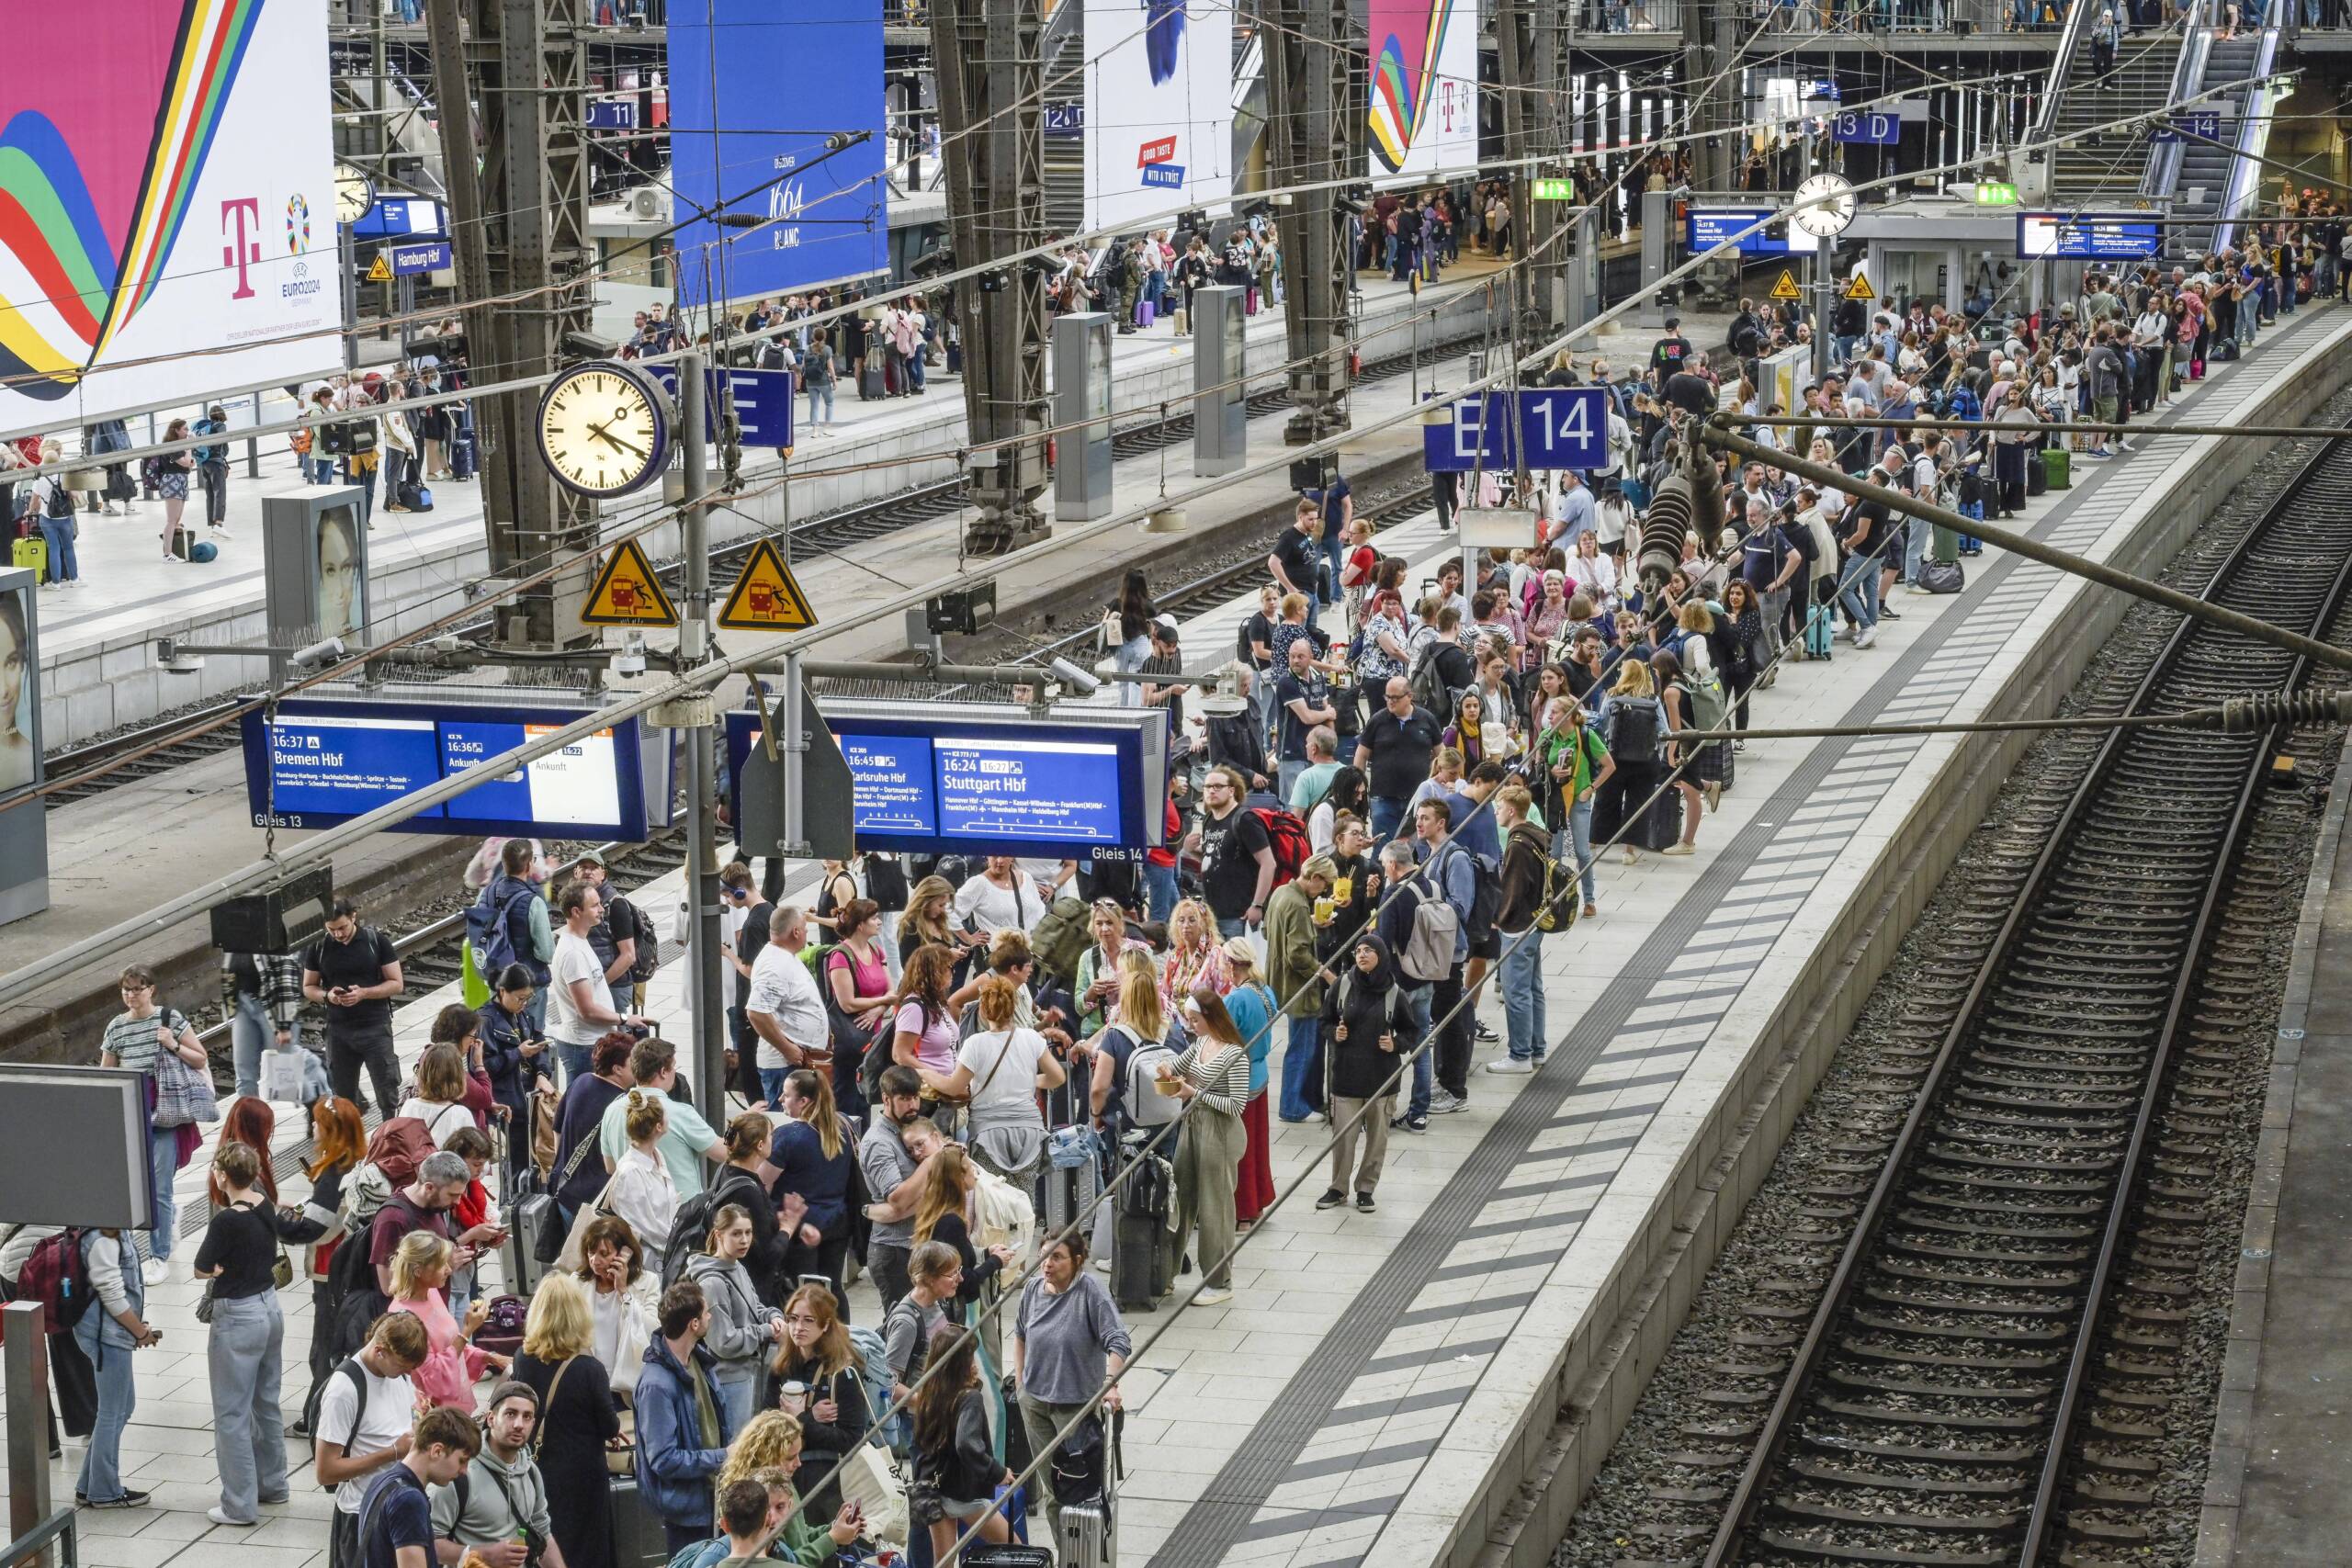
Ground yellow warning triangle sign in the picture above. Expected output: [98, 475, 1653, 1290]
[579, 537, 679, 627]
[1842, 269, 1875, 302]
[366, 253, 393, 283]
[1768, 268, 1803, 302]
[718, 537, 819, 633]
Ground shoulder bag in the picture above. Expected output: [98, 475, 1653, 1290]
[150, 1012, 220, 1127]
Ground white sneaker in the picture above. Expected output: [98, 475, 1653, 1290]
[141, 1258, 169, 1286]
[1427, 1089, 1466, 1114]
[1856, 625, 1879, 649]
[1193, 1286, 1233, 1306]
[206, 1508, 256, 1528]
[1483, 1057, 1534, 1075]
[1094, 1256, 1112, 1273]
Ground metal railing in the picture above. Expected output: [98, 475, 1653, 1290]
[2030, 0, 2097, 145]
[0, 1511, 77, 1568]
[2214, 26, 2285, 253]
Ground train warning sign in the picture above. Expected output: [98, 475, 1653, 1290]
[718, 538, 819, 632]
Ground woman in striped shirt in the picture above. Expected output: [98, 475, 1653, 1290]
[1164, 990, 1254, 1306]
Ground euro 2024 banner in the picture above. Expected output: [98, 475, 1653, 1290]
[0, 0, 342, 434]
[1083, 0, 1235, 233]
[1367, 0, 1476, 179]
[668, 0, 889, 306]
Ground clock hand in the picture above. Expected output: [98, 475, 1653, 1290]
[585, 421, 650, 459]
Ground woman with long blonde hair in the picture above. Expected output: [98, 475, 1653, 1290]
[1158, 899, 1228, 1012]
[514, 1273, 621, 1568]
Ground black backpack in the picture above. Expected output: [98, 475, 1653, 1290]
[42, 481, 73, 521]
[1049, 1411, 1121, 1507]
[1608, 698, 1661, 761]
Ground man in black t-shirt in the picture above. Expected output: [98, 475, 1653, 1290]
[303, 897, 406, 1114]
[1649, 314, 1695, 378]
[1189, 766, 1275, 935]
[1269, 502, 1323, 626]
[1354, 676, 1443, 847]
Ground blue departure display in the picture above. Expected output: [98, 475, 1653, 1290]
[243, 701, 647, 838]
[728, 710, 1151, 856]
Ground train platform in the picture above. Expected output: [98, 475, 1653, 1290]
[2203, 723, 2352, 1564]
[29, 254, 1519, 751]
[7, 300, 2350, 1568]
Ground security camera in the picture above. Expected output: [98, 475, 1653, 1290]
[1046, 656, 1102, 695]
[611, 631, 648, 678]
[288, 637, 347, 672]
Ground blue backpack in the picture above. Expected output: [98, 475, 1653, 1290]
[466, 881, 540, 981]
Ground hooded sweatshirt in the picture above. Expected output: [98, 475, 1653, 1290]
[1495, 820, 1555, 935]
[1320, 935, 1418, 1100]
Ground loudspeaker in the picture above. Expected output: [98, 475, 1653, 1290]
[208, 865, 334, 954]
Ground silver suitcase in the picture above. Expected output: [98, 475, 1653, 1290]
[1055, 1496, 1114, 1568]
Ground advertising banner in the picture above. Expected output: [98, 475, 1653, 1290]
[1081, 0, 1235, 231]
[668, 0, 889, 306]
[1367, 0, 1477, 178]
[0, 0, 342, 434]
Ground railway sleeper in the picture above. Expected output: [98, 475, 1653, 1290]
[1834, 1337, 2063, 1371]
[1913, 1163, 2115, 1195]
[1872, 1259, 2085, 1292]
[1761, 1498, 2024, 1532]
[1789, 1462, 2029, 1495]
[1752, 1529, 2008, 1565]
[1863, 1283, 2080, 1314]
[1891, 1210, 2095, 1241]
[1801, 1432, 2040, 1464]
[1884, 1236, 2089, 1266]
[1902, 1190, 2105, 1218]
[1816, 1397, 2043, 1429]
[1823, 1368, 2054, 1401]
[1918, 1145, 2120, 1173]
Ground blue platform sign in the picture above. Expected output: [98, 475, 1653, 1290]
[669, 0, 889, 303]
[1422, 389, 1611, 472]
[350, 198, 446, 241]
[2017, 212, 2162, 260]
[1833, 110, 1899, 145]
[1687, 206, 1794, 255]
[242, 700, 653, 839]
[1045, 103, 1085, 138]
[643, 365, 797, 448]
[1800, 78, 1840, 102]
[385, 241, 451, 277]
[2151, 111, 2222, 143]
[586, 96, 639, 131]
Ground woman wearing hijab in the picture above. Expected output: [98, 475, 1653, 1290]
[1315, 934, 1418, 1214]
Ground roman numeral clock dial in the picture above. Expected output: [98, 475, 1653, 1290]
[536, 359, 673, 500]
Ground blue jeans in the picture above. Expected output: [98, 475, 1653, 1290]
[1279, 1016, 1324, 1122]
[208, 1292, 288, 1518]
[75, 1318, 136, 1503]
[1498, 931, 1546, 1062]
[1318, 535, 1346, 608]
[557, 1041, 594, 1087]
[807, 383, 834, 428]
[1277, 759, 1306, 807]
[145, 1123, 178, 1261]
[306, 456, 336, 485]
[1902, 517, 1929, 584]
[1370, 795, 1409, 847]
[1142, 863, 1179, 924]
[1216, 915, 1249, 940]
[229, 993, 270, 1099]
[1554, 796, 1599, 907]
[1838, 560, 1880, 630]
[39, 515, 76, 582]
[760, 1066, 792, 1107]
[717, 1375, 759, 1433]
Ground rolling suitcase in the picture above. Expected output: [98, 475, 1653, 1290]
[964, 1550, 1052, 1568]
[861, 359, 886, 400]
[608, 1477, 673, 1568]
[1111, 1132, 1174, 1312]
[1057, 1496, 1114, 1568]
[449, 427, 478, 480]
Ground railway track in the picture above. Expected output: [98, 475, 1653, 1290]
[45, 329, 1479, 806]
[1662, 436, 2352, 1566]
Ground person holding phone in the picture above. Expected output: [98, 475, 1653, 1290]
[304, 898, 407, 1117]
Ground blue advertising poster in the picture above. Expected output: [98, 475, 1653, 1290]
[1686, 207, 1794, 255]
[243, 701, 648, 838]
[668, 0, 889, 305]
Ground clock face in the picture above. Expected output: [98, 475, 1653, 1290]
[537, 361, 670, 499]
[334, 164, 376, 226]
[1793, 174, 1856, 239]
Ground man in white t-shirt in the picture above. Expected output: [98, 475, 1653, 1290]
[546, 882, 640, 1084]
[746, 904, 829, 1105]
[315, 1313, 430, 1568]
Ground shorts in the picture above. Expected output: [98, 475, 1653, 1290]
[910, 1480, 994, 1527]
[1472, 930, 1502, 962]
[2092, 395, 2120, 425]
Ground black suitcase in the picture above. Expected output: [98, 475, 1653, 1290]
[964, 1551, 1052, 1568]
[861, 359, 886, 400]
[2026, 453, 2049, 497]
[1110, 1134, 1174, 1311]
[608, 1477, 673, 1568]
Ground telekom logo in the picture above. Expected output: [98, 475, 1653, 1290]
[220, 197, 263, 299]
[1438, 80, 1460, 134]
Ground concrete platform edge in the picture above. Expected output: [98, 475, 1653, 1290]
[1456, 315, 2352, 1568]
[2191, 727, 2352, 1568]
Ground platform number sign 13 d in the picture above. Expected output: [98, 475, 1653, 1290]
[1833, 110, 1899, 146]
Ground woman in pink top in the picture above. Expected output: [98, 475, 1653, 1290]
[892, 943, 963, 1077]
[386, 1230, 503, 1408]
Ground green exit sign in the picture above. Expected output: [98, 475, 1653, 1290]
[1973, 181, 2019, 206]
[1532, 179, 1574, 200]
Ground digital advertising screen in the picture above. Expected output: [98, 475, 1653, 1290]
[243, 699, 649, 838]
